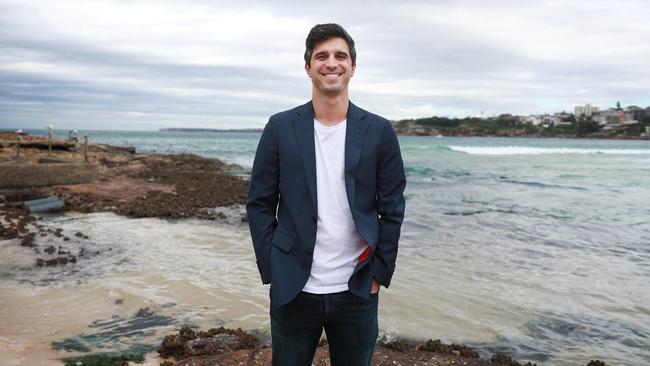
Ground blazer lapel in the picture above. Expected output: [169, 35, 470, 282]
[292, 101, 318, 213]
[344, 101, 369, 210]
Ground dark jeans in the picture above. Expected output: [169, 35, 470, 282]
[270, 290, 379, 366]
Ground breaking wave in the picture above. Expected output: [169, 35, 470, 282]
[448, 146, 650, 155]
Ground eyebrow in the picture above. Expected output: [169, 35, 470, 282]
[313, 50, 349, 58]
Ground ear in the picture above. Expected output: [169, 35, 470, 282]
[351, 63, 356, 77]
[305, 63, 312, 78]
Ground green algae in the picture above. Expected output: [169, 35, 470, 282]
[60, 344, 157, 366]
[51, 337, 91, 352]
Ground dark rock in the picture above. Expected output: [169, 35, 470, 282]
[586, 361, 608, 366]
[20, 233, 36, 247]
[158, 326, 258, 359]
[418, 339, 479, 358]
[37, 255, 76, 267]
[491, 354, 537, 366]
[158, 327, 197, 358]
[380, 339, 413, 352]
[44, 245, 56, 254]
[184, 334, 240, 356]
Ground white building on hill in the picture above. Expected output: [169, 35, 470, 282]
[575, 104, 599, 118]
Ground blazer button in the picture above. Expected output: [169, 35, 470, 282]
[311, 216, 317, 223]
[305, 249, 313, 255]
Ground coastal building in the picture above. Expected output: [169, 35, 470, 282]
[542, 115, 562, 126]
[553, 112, 573, 126]
[525, 115, 543, 125]
[575, 104, 599, 118]
[594, 108, 639, 130]
[593, 109, 621, 125]
[624, 106, 645, 120]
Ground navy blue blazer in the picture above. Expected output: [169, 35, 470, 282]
[247, 101, 406, 307]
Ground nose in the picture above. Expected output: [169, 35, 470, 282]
[325, 55, 337, 68]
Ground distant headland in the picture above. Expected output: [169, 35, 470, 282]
[392, 102, 650, 140]
[159, 128, 262, 133]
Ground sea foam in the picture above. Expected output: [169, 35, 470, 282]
[448, 146, 650, 155]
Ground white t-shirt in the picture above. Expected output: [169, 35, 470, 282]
[302, 119, 367, 294]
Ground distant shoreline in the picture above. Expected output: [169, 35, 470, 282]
[159, 128, 263, 133]
[4, 127, 648, 141]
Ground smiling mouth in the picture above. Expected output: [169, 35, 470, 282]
[321, 73, 342, 79]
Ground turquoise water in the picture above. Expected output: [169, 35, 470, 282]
[12, 129, 650, 365]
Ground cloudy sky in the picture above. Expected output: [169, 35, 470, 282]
[1, 0, 649, 130]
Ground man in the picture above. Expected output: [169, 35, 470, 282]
[247, 23, 406, 366]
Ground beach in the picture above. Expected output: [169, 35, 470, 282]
[1, 130, 649, 365]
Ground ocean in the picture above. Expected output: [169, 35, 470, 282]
[1, 129, 649, 365]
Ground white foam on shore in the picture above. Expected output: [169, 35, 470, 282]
[448, 146, 650, 155]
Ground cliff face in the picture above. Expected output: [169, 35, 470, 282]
[392, 122, 440, 136]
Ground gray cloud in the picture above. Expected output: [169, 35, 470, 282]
[1, 0, 648, 130]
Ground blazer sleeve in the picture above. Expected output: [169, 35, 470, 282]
[246, 119, 279, 284]
[372, 120, 406, 288]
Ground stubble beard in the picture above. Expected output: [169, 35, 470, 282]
[313, 77, 349, 98]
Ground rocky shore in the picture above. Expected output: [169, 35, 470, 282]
[1, 131, 249, 273]
[82, 325, 606, 366]
[60, 324, 610, 366]
[0, 131, 248, 219]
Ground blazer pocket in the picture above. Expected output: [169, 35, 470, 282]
[271, 229, 295, 253]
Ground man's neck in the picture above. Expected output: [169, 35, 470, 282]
[312, 91, 349, 126]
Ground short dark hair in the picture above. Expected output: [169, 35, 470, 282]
[304, 23, 356, 66]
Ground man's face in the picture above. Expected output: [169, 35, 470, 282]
[305, 37, 355, 97]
